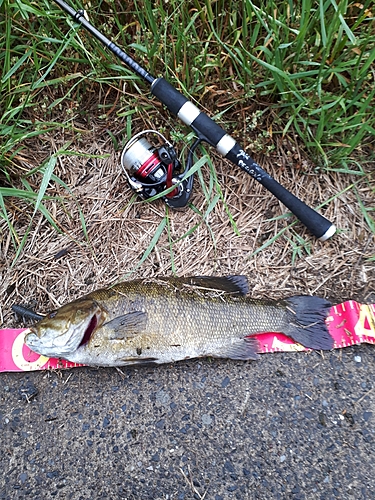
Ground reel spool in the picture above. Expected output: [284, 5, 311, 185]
[120, 130, 195, 208]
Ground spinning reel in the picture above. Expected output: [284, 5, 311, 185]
[121, 130, 200, 209]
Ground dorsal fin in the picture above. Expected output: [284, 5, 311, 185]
[168, 275, 249, 296]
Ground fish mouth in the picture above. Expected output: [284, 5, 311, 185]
[25, 310, 102, 357]
[24, 331, 42, 349]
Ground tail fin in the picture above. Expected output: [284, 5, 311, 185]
[284, 296, 333, 350]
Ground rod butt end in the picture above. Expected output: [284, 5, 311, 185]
[318, 224, 336, 242]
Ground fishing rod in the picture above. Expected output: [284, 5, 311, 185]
[51, 0, 336, 241]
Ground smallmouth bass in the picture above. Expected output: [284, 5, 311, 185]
[24, 275, 333, 366]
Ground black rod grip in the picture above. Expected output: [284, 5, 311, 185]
[261, 176, 334, 240]
[226, 145, 336, 241]
[151, 78, 189, 114]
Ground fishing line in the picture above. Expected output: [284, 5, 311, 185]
[49, 0, 336, 241]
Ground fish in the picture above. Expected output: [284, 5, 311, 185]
[24, 275, 334, 367]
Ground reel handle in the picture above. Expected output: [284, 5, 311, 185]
[165, 174, 194, 209]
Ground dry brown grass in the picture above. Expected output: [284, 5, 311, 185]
[1, 88, 374, 328]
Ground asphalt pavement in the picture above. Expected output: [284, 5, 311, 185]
[1, 342, 374, 499]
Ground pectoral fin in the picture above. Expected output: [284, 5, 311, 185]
[104, 311, 148, 340]
[210, 337, 259, 360]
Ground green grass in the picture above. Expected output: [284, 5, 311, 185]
[0, 0, 374, 262]
[129, 0, 375, 166]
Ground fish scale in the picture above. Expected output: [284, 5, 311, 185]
[24, 276, 334, 366]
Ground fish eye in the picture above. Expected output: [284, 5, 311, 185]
[48, 311, 57, 319]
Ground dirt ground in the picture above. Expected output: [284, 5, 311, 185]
[1, 84, 375, 499]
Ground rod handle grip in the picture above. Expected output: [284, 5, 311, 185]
[226, 146, 336, 241]
[263, 175, 335, 240]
